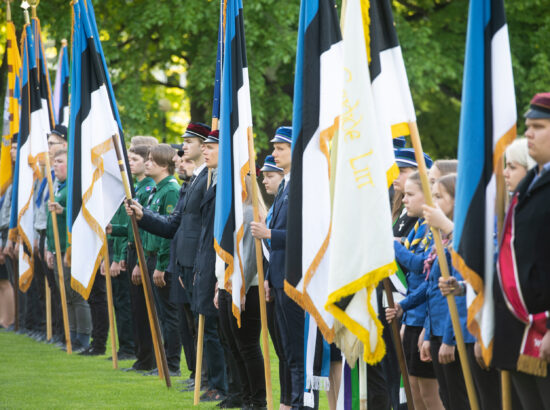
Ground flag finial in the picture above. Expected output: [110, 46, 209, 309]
[20, 0, 30, 24]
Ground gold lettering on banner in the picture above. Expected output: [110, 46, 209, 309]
[349, 150, 374, 189]
[342, 68, 362, 142]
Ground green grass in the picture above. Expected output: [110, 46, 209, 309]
[0, 330, 330, 409]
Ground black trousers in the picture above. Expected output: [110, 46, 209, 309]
[219, 288, 266, 407]
[267, 297, 291, 406]
[466, 343, 501, 410]
[178, 301, 196, 376]
[25, 255, 46, 332]
[112, 268, 135, 355]
[510, 370, 550, 410]
[194, 311, 226, 393]
[127, 245, 154, 370]
[272, 287, 307, 409]
[430, 336, 470, 410]
[37, 233, 63, 338]
[88, 272, 108, 351]
[146, 255, 181, 372]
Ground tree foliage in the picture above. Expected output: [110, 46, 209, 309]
[0, 0, 548, 159]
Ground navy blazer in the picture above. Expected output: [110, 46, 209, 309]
[139, 167, 208, 268]
[192, 183, 217, 316]
[266, 182, 289, 289]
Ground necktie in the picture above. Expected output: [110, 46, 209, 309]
[276, 178, 286, 197]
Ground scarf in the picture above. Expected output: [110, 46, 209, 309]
[303, 313, 330, 407]
[498, 194, 548, 377]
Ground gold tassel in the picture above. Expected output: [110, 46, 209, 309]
[517, 354, 548, 377]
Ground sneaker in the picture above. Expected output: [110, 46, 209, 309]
[200, 389, 226, 402]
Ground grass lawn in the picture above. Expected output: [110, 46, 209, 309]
[0, 330, 330, 409]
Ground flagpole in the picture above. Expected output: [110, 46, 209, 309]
[408, 121, 479, 410]
[45, 279, 52, 340]
[102, 239, 118, 369]
[193, 314, 205, 405]
[110, 134, 171, 387]
[383, 279, 415, 409]
[247, 128, 274, 410]
[20, 1, 73, 354]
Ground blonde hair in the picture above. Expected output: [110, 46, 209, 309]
[433, 159, 458, 176]
[505, 138, 536, 170]
[130, 136, 159, 147]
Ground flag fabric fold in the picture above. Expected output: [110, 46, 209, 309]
[214, 0, 252, 326]
[53, 41, 70, 127]
[32, 16, 55, 130]
[12, 21, 50, 291]
[452, 0, 516, 366]
[325, 0, 397, 365]
[0, 21, 21, 197]
[284, 0, 343, 341]
[67, 0, 127, 298]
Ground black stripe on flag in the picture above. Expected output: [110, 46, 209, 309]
[285, 0, 341, 290]
[369, 0, 400, 81]
[70, 37, 104, 227]
[456, 0, 506, 277]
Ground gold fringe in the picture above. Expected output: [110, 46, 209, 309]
[70, 242, 104, 300]
[391, 122, 411, 138]
[517, 354, 548, 378]
[493, 125, 516, 174]
[386, 162, 399, 188]
[451, 248, 493, 366]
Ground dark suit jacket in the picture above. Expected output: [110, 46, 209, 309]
[139, 167, 208, 268]
[192, 183, 217, 316]
[266, 183, 289, 289]
[492, 167, 550, 370]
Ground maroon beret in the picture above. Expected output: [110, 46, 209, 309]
[204, 129, 219, 144]
[183, 122, 211, 140]
[525, 92, 550, 119]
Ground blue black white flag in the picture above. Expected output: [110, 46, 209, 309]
[214, 0, 253, 326]
[67, 0, 128, 298]
[53, 40, 69, 127]
[452, 0, 516, 366]
[284, 0, 343, 340]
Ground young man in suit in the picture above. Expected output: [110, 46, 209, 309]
[493, 92, 550, 409]
[251, 126, 308, 409]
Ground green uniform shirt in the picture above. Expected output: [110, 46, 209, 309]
[142, 175, 179, 272]
[109, 205, 128, 263]
[46, 180, 68, 253]
[110, 176, 155, 248]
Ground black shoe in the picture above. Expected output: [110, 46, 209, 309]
[200, 389, 226, 402]
[33, 332, 47, 342]
[143, 368, 181, 377]
[106, 352, 135, 361]
[78, 346, 106, 356]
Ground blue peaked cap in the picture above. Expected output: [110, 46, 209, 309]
[270, 126, 292, 144]
[395, 148, 433, 169]
[393, 136, 406, 148]
[261, 155, 284, 173]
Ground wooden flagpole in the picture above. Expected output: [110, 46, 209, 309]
[110, 134, 171, 387]
[193, 314, 205, 405]
[383, 279, 415, 409]
[102, 239, 118, 369]
[247, 128, 273, 410]
[45, 279, 52, 340]
[408, 121, 479, 410]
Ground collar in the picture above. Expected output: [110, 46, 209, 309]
[194, 163, 206, 177]
[537, 161, 550, 175]
[155, 175, 177, 191]
[284, 172, 291, 184]
[136, 176, 154, 191]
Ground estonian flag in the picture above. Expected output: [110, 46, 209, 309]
[0, 20, 21, 197]
[325, 0, 397, 365]
[53, 41, 69, 127]
[67, 0, 128, 298]
[214, 0, 253, 326]
[452, 0, 516, 366]
[11, 21, 50, 291]
[284, 0, 343, 340]
[32, 16, 55, 131]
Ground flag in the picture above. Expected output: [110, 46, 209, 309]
[284, 0, 343, 341]
[11, 21, 50, 291]
[367, 0, 415, 183]
[32, 16, 55, 130]
[452, 0, 516, 366]
[0, 20, 21, 197]
[214, 0, 252, 326]
[67, 0, 127, 298]
[53, 41, 69, 127]
[211, 0, 226, 124]
[325, 0, 397, 365]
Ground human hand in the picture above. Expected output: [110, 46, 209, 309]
[106, 224, 113, 235]
[439, 276, 462, 297]
[250, 221, 271, 240]
[422, 204, 454, 234]
[264, 280, 273, 302]
[131, 265, 142, 285]
[120, 260, 126, 271]
[474, 341, 488, 370]
[48, 201, 63, 214]
[153, 270, 166, 287]
[46, 251, 54, 269]
[385, 304, 403, 324]
[125, 199, 143, 220]
[439, 343, 456, 364]
[420, 340, 432, 362]
[540, 330, 550, 362]
[110, 261, 121, 277]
